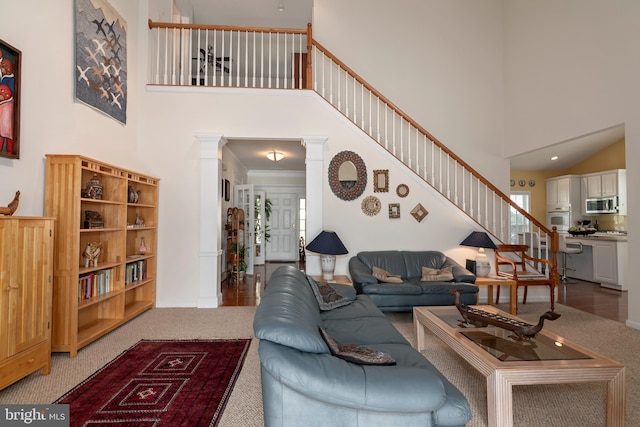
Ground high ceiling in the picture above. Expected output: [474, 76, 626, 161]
[187, 0, 312, 28]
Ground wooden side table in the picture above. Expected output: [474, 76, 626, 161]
[311, 275, 353, 286]
[474, 276, 517, 315]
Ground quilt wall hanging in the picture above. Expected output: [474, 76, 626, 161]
[75, 0, 127, 124]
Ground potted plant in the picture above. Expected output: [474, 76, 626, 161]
[238, 245, 247, 281]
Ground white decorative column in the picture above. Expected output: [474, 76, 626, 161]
[197, 133, 225, 308]
[302, 136, 328, 276]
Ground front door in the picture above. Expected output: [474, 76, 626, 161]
[266, 192, 298, 261]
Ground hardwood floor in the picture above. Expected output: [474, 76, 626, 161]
[221, 262, 628, 323]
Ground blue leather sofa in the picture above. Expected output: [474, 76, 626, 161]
[253, 265, 471, 427]
[349, 251, 478, 311]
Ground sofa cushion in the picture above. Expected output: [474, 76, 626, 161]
[319, 328, 397, 366]
[402, 251, 449, 280]
[372, 266, 403, 283]
[320, 295, 386, 321]
[420, 266, 454, 282]
[357, 251, 407, 278]
[254, 266, 329, 354]
[307, 276, 355, 311]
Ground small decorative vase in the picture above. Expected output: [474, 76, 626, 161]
[84, 173, 103, 200]
[139, 237, 147, 255]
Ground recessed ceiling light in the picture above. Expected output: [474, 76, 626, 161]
[551, 156, 558, 161]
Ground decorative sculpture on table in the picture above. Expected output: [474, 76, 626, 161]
[451, 290, 560, 341]
[0, 191, 20, 215]
[83, 242, 102, 268]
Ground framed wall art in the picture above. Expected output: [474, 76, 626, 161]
[0, 39, 21, 159]
[389, 203, 400, 219]
[74, 0, 127, 124]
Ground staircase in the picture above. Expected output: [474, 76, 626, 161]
[147, 20, 560, 283]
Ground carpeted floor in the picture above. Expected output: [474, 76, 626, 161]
[1, 303, 638, 426]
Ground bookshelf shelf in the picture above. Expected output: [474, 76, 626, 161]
[45, 155, 159, 357]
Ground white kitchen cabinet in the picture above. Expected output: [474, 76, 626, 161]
[582, 170, 625, 198]
[592, 240, 617, 284]
[546, 175, 580, 207]
[580, 169, 627, 215]
[567, 236, 627, 290]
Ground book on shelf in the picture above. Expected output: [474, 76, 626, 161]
[125, 259, 147, 286]
[78, 269, 113, 301]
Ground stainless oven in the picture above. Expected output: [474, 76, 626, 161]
[546, 206, 571, 232]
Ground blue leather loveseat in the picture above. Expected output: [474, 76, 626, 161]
[253, 265, 471, 427]
[349, 250, 478, 311]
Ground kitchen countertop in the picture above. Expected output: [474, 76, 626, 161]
[567, 233, 628, 242]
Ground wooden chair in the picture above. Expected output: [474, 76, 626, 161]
[494, 244, 557, 312]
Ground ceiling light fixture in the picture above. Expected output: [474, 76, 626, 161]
[551, 156, 559, 161]
[277, 2, 285, 12]
[266, 150, 284, 162]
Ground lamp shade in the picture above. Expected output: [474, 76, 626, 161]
[459, 231, 497, 250]
[306, 231, 348, 255]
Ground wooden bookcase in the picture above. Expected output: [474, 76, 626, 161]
[45, 155, 159, 357]
[0, 217, 54, 389]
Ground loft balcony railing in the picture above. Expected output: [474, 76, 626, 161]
[147, 20, 559, 284]
[148, 20, 311, 89]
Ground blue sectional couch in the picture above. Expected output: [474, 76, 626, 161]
[253, 265, 471, 427]
[349, 250, 478, 311]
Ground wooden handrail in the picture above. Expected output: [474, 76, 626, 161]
[311, 40, 549, 237]
[148, 19, 308, 35]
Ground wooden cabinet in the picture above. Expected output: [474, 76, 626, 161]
[225, 207, 245, 283]
[581, 169, 627, 215]
[545, 175, 580, 207]
[584, 170, 620, 198]
[45, 155, 159, 357]
[0, 217, 54, 390]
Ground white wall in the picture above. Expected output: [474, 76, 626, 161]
[140, 87, 487, 306]
[0, 0, 141, 214]
[502, 0, 640, 327]
[312, 0, 509, 191]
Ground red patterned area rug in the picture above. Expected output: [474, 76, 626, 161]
[55, 339, 251, 426]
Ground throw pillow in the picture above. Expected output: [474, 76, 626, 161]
[421, 266, 454, 282]
[372, 266, 403, 283]
[319, 328, 397, 366]
[307, 276, 354, 311]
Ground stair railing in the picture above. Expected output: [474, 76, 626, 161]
[146, 20, 559, 282]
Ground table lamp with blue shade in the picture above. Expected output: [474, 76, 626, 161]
[460, 231, 497, 277]
[305, 230, 348, 280]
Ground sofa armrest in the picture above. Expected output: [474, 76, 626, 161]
[259, 340, 447, 412]
[444, 257, 476, 283]
[348, 257, 378, 292]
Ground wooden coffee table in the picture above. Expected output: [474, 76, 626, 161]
[413, 305, 625, 427]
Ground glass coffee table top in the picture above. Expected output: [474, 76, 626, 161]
[432, 308, 591, 362]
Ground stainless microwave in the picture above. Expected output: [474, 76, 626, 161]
[585, 196, 619, 214]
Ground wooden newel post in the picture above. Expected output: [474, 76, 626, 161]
[306, 23, 313, 90]
[550, 227, 560, 288]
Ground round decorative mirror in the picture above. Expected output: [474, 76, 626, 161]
[328, 151, 367, 201]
